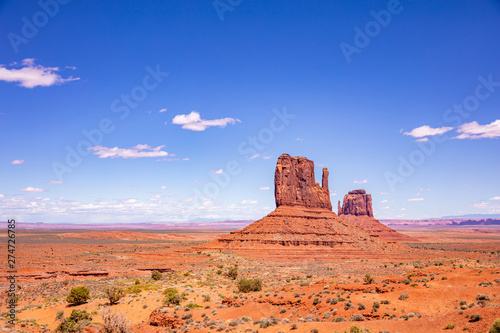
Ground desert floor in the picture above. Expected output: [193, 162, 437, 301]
[1, 226, 499, 333]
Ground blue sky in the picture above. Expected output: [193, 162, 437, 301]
[0, 0, 499, 223]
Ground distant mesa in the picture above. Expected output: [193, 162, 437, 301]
[338, 189, 413, 243]
[202, 153, 410, 259]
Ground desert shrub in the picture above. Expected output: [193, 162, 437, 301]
[186, 303, 202, 308]
[444, 323, 455, 329]
[398, 293, 409, 301]
[225, 265, 238, 280]
[62, 279, 69, 286]
[163, 288, 181, 306]
[469, 314, 482, 322]
[358, 303, 366, 310]
[291, 322, 298, 330]
[151, 270, 162, 281]
[333, 317, 347, 322]
[237, 278, 262, 293]
[216, 269, 223, 275]
[104, 286, 125, 305]
[350, 314, 365, 321]
[134, 279, 140, 285]
[101, 307, 131, 333]
[477, 294, 490, 301]
[306, 275, 313, 278]
[280, 308, 287, 314]
[311, 328, 319, 333]
[202, 294, 211, 302]
[381, 300, 390, 304]
[55, 309, 92, 333]
[66, 286, 90, 305]
[350, 326, 372, 333]
[313, 298, 320, 305]
[490, 318, 500, 333]
[363, 273, 374, 284]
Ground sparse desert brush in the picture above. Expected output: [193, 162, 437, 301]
[55, 309, 92, 333]
[134, 279, 140, 285]
[237, 278, 262, 293]
[444, 322, 455, 329]
[100, 307, 131, 333]
[363, 273, 374, 284]
[62, 279, 69, 286]
[398, 293, 409, 301]
[163, 287, 181, 306]
[202, 294, 211, 302]
[186, 303, 202, 308]
[225, 265, 238, 280]
[151, 270, 162, 281]
[350, 314, 365, 321]
[66, 286, 90, 305]
[490, 318, 500, 333]
[350, 326, 372, 333]
[104, 286, 125, 305]
[469, 314, 482, 322]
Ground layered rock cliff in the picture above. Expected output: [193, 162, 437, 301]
[274, 154, 332, 210]
[338, 189, 373, 217]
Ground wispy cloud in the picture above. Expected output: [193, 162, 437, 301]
[159, 108, 167, 113]
[490, 196, 500, 201]
[353, 179, 368, 184]
[380, 192, 390, 195]
[172, 111, 240, 131]
[20, 187, 48, 193]
[0, 194, 5, 198]
[48, 181, 63, 184]
[296, 137, 303, 141]
[10, 159, 24, 165]
[404, 125, 453, 138]
[0, 58, 79, 88]
[241, 199, 258, 205]
[88, 144, 168, 159]
[212, 169, 223, 174]
[454, 119, 500, 139]
[259, 186, 270, 190]
[408, 198, 424, 201]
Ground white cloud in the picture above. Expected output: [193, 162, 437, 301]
[124, 198, 138, 204]
[161, 186, 167, 189]
[48, 181, 63, 184]
[330, 192, 337, 196]
[454, 119, 500, 139]
[416, 137, 428, 142]
[490, 196, 500, 201]
[262, 154, 272, 160]
[172, 111, 240, 131]
[380, 192, 391, 195]
[212, 169, 223, 174]
[0, 58, 79, 88]
[249, 153, 260, 160]
[0, 194, 5, 198]
[20, 187, 48, 193]
[88, 144, 168, 159]
[381, 200, 388, 203]
[159, 108, 167, 113]
[11, 159, 24, 165]
[353, 179, 368, 184]
[182, 158, 189, 161]
[259, 186, 270, 190]
[241, 199, 258, 205]
[400, 208, 406, 211]
[408, 198, 424, 201]
[296, 137, 303, 141]
[404, 125, 453, 138]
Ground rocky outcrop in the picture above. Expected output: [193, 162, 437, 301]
[274, 154, 331, 210]
[338, 189, 413, 243]
[338, 189, 373, 217]
[149, 309, 182, 328]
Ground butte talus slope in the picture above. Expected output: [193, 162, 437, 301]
[338, 190, 413, 242]
[205, 154, 408, 258]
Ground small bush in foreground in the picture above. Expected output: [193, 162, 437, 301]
[55, 309, 92, 333]
[490, 318, 500, 333]
[66, 286, 90, 305]
[104, 286, 125, 305]
[101, 307, 131, 333]
[237, 278, 262, 293]
[151, 270, 162, 281]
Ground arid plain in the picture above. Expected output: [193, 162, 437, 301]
[1, 155, 499, 333]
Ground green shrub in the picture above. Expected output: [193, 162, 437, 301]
[225, 265, 238, 280]
[134, 279, 140, 285]
[151, 270, 162, 281]
[490, 318, 500, 333]
[444, 323, 455, 329]
[104, 286, 125, 305]
[66, 287, 90, 305]
[237, 278, 262, 293]
[469, 314, 482, 322]
[55, 310, 92, 333]
[186, 303, 202, 308]
[363, 273, 374, 284]
[398, 293, 409, 301]
[163, 288, 181, 306]
[202, 294, 211, 302]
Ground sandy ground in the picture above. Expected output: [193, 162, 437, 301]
[0, 227, 499, 332]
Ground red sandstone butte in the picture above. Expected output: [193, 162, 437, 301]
[204, 154, 409, 257]
[339, 190, 413, 243]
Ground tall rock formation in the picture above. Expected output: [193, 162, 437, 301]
[274, 154, 331, 210]
[202, 154, 410, 258]
[338, 189, 373, 217]
[338, 189, 413, 243]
